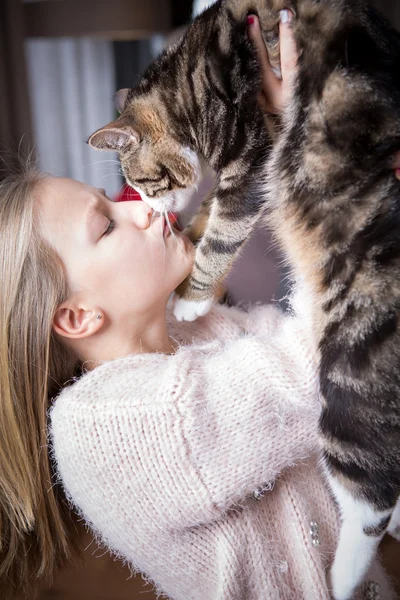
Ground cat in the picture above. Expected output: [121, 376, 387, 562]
[88, 1, 400, 598]
[88, 0, 279, 322]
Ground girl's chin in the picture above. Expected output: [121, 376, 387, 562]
[169, 270, 194, 298]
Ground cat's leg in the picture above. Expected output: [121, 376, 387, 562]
[387, 495, 400, 541]
[183, 189, 213, 245]
[173, 195, 215, 322]
[326, 472, 394, 600]
[174, 179, 264, 321]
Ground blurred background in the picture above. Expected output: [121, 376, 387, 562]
[1, 0, 399, 598]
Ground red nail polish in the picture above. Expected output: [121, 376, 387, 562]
[247, 16, 255, 26]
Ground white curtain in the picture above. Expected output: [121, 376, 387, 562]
[192, 0, 217, 19]
[25, 38, 121, 197]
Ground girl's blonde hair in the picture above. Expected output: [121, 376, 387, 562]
[0, 156, 81, 598]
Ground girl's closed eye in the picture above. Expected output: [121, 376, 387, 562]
[103, 219, 115, 237]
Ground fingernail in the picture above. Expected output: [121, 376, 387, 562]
[396, 168, 400, 180]
[280, 9, 292, 24]
[247, 15, 255, 26]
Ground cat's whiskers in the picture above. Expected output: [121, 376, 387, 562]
[149, 210, 167, 273]
[83, 159, 121, 168]
[149, 212, 159, 275]
[156, 209, 166, 257]
[105, 181, 129, 201]
[161, 209, 168, 268]
[150, 210, 157, 226]
[165, 210, 178, 243]
[99, 172, 124, 183]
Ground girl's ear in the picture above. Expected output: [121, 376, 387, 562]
[88, 120, 140, 152]
[53, 305, 104, 340]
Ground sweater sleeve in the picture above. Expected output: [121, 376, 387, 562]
[51, 311, 320, 535]
[175, 311, 321, 520]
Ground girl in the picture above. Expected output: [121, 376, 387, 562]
[1, 13, 398, 600]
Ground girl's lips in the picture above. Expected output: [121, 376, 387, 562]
[149, 214, 169, 237]
[149, 214, 177, 237]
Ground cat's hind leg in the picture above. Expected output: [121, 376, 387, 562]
[326, 473, 394, 600]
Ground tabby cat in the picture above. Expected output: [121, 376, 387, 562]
[89, 1, 400, 599]
[89, 0, 275, 321]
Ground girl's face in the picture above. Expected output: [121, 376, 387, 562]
[38, 177, 195, 322]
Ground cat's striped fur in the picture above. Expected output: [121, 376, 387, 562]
[89, 1, 400, 598]
[265, 1, 400, 598]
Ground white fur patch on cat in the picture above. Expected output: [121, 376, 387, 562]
[133, 147, 201, 213]
[136, 185, 197, 213]
[326, 471, 392, 600]
[173, 297, 213, 322]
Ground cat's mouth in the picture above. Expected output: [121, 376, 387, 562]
[122, 147, 201, 213]
[133, 184, 197, 213]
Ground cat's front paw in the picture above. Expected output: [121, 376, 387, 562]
[173, 296, 213, 322]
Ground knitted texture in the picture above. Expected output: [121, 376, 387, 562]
[49, 301, 393, 600]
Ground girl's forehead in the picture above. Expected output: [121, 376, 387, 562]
[43, 176, 90, 196]
[38, 178, 95, 214]
[36, 178, 94, 249]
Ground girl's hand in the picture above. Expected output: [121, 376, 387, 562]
[247, 10, 297, 114]
[247, 11, 400, 178]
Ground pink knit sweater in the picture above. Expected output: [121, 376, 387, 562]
[49, 301, 393, 600]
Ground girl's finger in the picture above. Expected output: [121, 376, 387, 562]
[279, 9, 298, 99]
[393, 151, 400, 169]
[248, 15, 282, 112]
[389, 151, 400, 179]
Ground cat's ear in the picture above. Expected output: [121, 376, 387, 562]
[88, 122, 139, 152]
[114, 88, 130, 114]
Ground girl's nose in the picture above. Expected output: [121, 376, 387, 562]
[130, 201, 154, 229]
